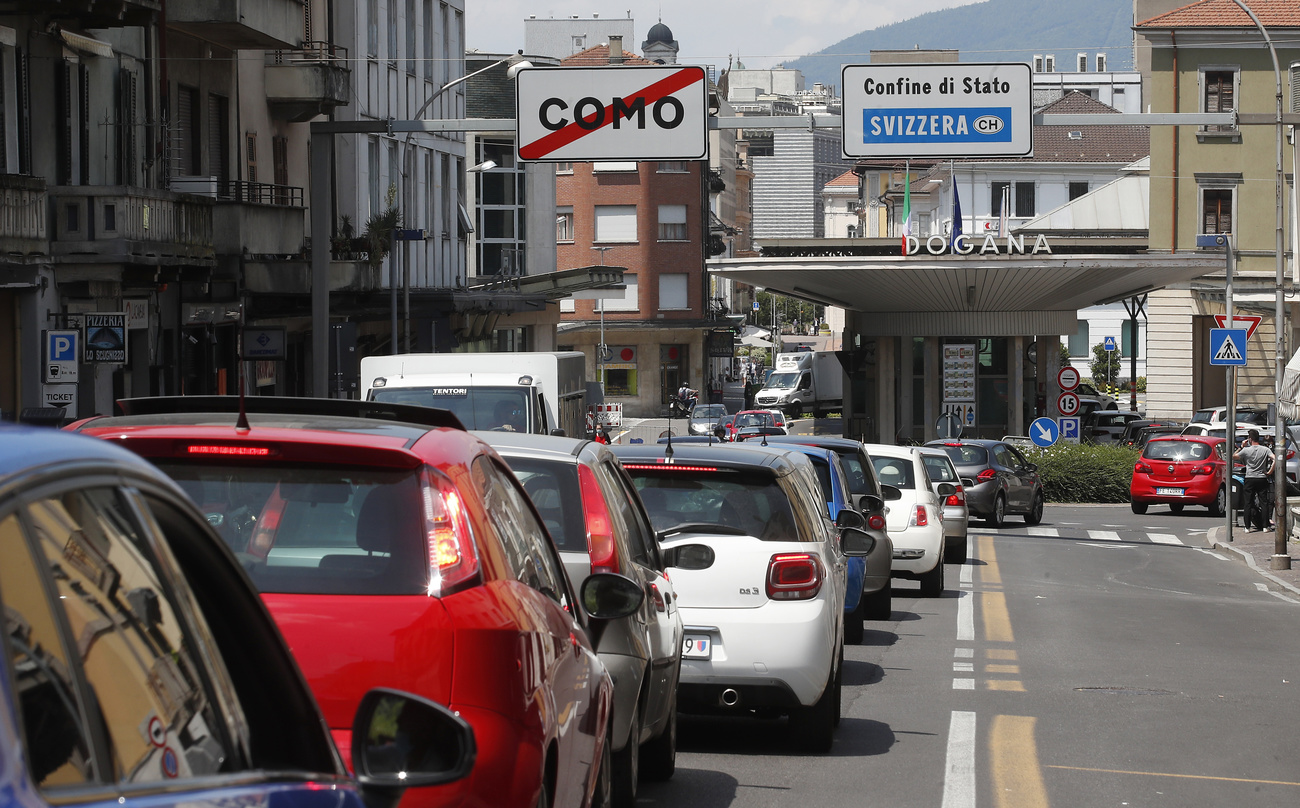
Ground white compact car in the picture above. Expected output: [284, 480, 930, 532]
[866, 444, 950, 597]
[612, 441, 874, 753]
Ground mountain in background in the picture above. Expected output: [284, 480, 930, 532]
[782, 0, 1136, 90]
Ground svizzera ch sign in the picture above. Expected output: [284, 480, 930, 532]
[841, 62, 1032, 159]
[516, 65, 708, 162]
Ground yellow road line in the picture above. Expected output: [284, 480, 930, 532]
[991, 715, 1050, 808]
[986, 664, 1021, 674]
[1045, 765, 1300, 787]
[986, 680, 1026, 692]
[982, 592, 1014, 643]
[979, 535, 1002, 585]
[987, 649, 1018, 660]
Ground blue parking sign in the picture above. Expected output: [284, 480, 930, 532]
[47, 330, 78, 362]
[1059, 416, 1081, 443]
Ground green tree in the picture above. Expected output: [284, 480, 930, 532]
[1089, 342, 1120, 390]
[1058, 342, 1072, 369]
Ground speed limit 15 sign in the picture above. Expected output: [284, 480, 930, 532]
[516, 65, 707, 162]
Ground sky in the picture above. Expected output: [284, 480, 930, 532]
[464, 0, 984, 72]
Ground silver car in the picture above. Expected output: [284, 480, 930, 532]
[919, 448, 970, 563]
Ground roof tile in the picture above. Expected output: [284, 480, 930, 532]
[1136, 0, 1300, 28]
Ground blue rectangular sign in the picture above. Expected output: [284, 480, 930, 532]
[1209, 328, 1247, 366]
[47, 330, 78, 362]
[861, 106, 1013, 145]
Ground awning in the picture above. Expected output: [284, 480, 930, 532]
[710, 251, 1222, 337]
[741, 335, 774, 348]
[61, 30, 113, 58]
[469, 264, 625, 300]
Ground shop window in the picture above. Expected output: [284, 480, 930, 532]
[604, 368, 637, 396]
[659, 344, 687, 405]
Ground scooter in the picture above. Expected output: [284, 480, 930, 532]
[669, 390, 697, 419]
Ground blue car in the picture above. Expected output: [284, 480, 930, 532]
[0, 425, 473, 808]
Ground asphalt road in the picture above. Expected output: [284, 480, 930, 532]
[636, 504, 1300, 808]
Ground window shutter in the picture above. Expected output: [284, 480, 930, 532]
[246, 132, 257, 183]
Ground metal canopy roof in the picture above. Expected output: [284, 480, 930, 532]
[710, 252, 1223, 336]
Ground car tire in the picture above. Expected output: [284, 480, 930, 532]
[789, 402, 802, 419]
[919, 550, 945, 597]
[947, 537, 968, 564]
[986, 494, 1006, 527]
[592, 718, 613, 808]
[1131, 500, 1148, 514]
[611, 700, 639, 808]
[863, 584, 892, 621]
[640, 689, 676, 782]
[1210, 486, 1227, 517]
[844, 595, 865, 645]
[790, 653, 838, 752]
[537, 783, 549, 808]
[1024, 491, 1044, 525]
[1170, 503, 1184, 514]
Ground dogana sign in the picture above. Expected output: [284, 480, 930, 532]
[516, 65, 707, 162]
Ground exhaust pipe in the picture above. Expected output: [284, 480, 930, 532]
[720, 688, 741, 707]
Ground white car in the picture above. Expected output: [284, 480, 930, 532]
[612, 441, 874, 753]
[865, 444, 950, 597]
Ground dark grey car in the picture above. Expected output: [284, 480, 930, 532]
[925, 439, 1045, 527]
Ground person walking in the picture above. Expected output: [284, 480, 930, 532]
[1234, 429, 1274, 532]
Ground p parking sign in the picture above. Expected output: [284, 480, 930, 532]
[45, 330, 80, 383]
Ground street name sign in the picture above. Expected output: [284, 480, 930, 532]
[1030, 417, 1059, 447]
[516, 65, 707, 162]
[841, 63, 1032, 158]
[1209, 328, 1247, 366]
[1212, 314, 1261, 340]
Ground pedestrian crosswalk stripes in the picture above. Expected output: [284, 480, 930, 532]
[1148, 533, 1183, 545]
[1026, 527, 1058, 537]
[969, 525, 1203, 546]
[1087, 530, 1121, 541]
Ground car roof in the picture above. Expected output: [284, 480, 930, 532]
[863, 443, 921, 459]
[1150, 435, 1223, 445]
[763, 435, 867, 453]
[0, 424, 164, 482]
[926, 438, 1002, 447]
[474, 430, 589, 459]
[611, 440, 803, 474]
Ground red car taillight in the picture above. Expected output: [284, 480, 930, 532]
[1135, 462, 1153, 474]
[946, 484, 966, 506]
[422, 470, 480, 597]
[1190, 463, 1217, 475]
[976, 468, 997, 483]
[766, 553, 824, 601]
[867, 514, 886, 531]
[910, 504, 929, 527]
[578, 464, 620, 575]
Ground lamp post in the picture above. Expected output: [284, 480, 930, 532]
[1227, 0, 1290, 569]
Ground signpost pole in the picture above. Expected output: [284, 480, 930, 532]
[1226, 236, 1235, 544]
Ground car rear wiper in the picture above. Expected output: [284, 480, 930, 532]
[657, 522, 749, 538]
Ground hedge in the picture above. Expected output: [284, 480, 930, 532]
[1022, 443, 1140, 504]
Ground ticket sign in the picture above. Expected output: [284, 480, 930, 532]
[841, 63, 1033, 158]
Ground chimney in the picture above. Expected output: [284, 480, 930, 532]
[608, 35, 623, 64]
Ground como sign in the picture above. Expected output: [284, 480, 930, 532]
[841, 63, 1032, 159]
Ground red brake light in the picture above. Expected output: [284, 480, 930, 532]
[1191, 463, 1216, 475]
[944, 442, 963, 447]
[867, 514, 886, 531]
[185, 444, 271, 456]
[766, 553, 824, 601]
[421, 470, 480, 597]
[976, 468, 997, 483]
[1135, 462, 1153, 474]
[621, 463, 718, 472]
[649, 583, 666, 612]
[910, 505, 929, 527]
[1288, 450, 1296, 460]
[946, 484, 966, 506]
[578, 464, 620, 575]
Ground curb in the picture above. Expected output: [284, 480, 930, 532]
[1206, 526, 1300, 598]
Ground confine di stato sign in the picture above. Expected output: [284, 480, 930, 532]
[841, 63, 1032, 159]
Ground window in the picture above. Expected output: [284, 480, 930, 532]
[1068, 320, 1089, 357]
[556, 207, 573, 241]
[1122, 319, 1140, 358]
[593, 161, 636, 172]
[422, 0, 433, 79]
[597, 272, 638, 312]
[572, 35, 586, 53]
[1077, 53, 1088, 73]
[245, 131, 257, 183]
[594, 205, 637, 242]
[207, 94, 229, 186]
[991, 181, 1010, 217]
[1069, 181, 1089, 201]
[178, 84, 200, 175]
[1202, 69, 1237, 133]
[555, 162, 573, 174]
[657, 204, 687, 240]
[1033, 55, 1043, 73]
[1202, 188, 1232, 234]
[405, 0, 417, 74]
[657, 161, 687, 172]
[368, 137, 380, 215]
[1044, 54, 1055, 73]
[387, 0, 398, 62]
[1096, 53, 1106, 72]
[1014, 182, 1035, 217]
[659, 273, 689, 309]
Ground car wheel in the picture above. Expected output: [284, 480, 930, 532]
[844, 595, 865, 645]
[947, 537, 968, 564]
[1131, 500, 1148, 514]
[789, 654, 838, 752]
[789, 402, 802, 419]
[1024, 491, 1044, 525]
[639, 689, 676, 782]
[537, 782, 550, 808]
[986, 494, 1006, 527]
[863, 585, 892, 621]
[919, 550, 945, 598]
[611, 700, 639, 808]
[1170, 503, 1184, 514]
[1210, 486, 1227, 517]
[592, 718, 613, 808]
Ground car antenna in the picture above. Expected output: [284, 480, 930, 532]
[236, 306, 250, 432]
[761, 432, 769, 446]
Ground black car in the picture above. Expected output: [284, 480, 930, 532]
[925, 439, 1045, 527]
[1119, 419, 1184, 446]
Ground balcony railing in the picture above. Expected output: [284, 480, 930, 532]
[0, 174, 47, 253]
[267, 41, 349, 66]
[49, 185, 214, 265]
[265, 41, 351, 121]
[218, 180, 304, 207]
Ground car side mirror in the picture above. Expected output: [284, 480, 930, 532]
[880, 484, 903, 501]
[581, 573, 646, 647]
[351, 688, 476, 808]
[839, 527, 876, 557]
[550, 428, 567, 437]
[936, 483, 956, 497]
[660, 543, 716, 570]
[1022, 463, 1038, 472]
[853, 493, 885, 514]
[835, 508, 865, 529]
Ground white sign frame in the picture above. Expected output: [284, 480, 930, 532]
[1057, 392, 1081, 417]
[42, 383, 78, 417]
[1057, 366, 1080, 391]
[1059, 416, 1081, 444]
[516, 65, 708, 162]
[841, 62, 1033, 159]
[45, 330, 80, 384]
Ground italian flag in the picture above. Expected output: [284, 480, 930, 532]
[901, 161, 912, 255]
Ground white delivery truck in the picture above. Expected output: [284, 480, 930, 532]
[360, 352, 588, 436]
[754, 351, 844, 418]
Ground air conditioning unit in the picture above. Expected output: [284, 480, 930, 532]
[170, 176, 218, 197]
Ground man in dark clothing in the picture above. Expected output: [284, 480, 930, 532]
[1234, 429, 1274, 532]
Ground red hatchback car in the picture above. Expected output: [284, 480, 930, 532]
[1130, 435, 1228, 515]
[73, 397, 644, 808]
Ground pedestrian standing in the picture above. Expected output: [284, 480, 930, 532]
[1234, 429, 1274, 532]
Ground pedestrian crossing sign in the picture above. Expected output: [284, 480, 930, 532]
[1209, 328, 1246, 366]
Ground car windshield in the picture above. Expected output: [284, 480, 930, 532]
[922, 455, 959, 482]
[154, 461, 430, 595]
[691, 405, 727, 421]
[735, 413, 768, 428]
[1190, 409, 1214, 424]
[371, 385, 531, 432]
[499, 457, 586, 553]
[765, 371, 800, 390]
[626, 466, 800, 541]
[934, 444, 988, 466]
[872, 457, 916, 489]
[1144, 441, 1212, 461]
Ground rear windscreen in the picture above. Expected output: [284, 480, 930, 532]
[935, 445, 988, 466]
[835, 451, 874, 496]
[1143, 441, 1212, 461]
[500, 457, 586, 553]
[873, 457, 916, 489]
[625, 466, 801, 541]
[372, 386, 530, 432]
[154, 461, 429, 595]
[922, 456, 958, 482]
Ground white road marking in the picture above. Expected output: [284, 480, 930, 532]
[953, 662, 974, 672]
[1027, 527, 1058, 537]
[953, 679, 975, 690]
[1088, 530, 1121, 541]
[1149, 533, 1183, 545]
[1269, 592, 1300, 604]
[1196, 549, 1228, 560]
[955, 648, 974, 658]
[941, 711, 977, 808]
[956, 590, 974, 642]
[960, 564, 973, 585]
[1255, 583, 1269, 592]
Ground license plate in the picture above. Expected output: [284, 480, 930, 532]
[681, 634, 712, 659]
[1156, 487, 1185, 496]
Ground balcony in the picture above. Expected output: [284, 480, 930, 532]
[49, 186, 214, 266]
[6, 0, 161, 27]
[166, 0, 303, 49]
[265, 42, 351, 121]
[0, 175, 47, 258]
[213, 181, 306, 258]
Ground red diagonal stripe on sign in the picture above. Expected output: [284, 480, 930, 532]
[520, 68, 703, 160]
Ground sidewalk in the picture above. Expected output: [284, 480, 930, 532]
[1206, 524, 1300, 597]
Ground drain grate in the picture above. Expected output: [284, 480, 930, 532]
[1075, 686, 1176, 696]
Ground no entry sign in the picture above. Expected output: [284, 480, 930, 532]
[516, 65, 708, 162]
